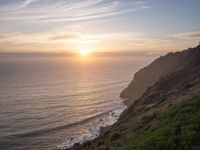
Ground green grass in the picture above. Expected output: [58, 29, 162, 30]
[118, 94, 200, 150]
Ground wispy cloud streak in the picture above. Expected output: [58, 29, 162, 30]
[168, 31, 200, 40]
[0, 0, 150, 22]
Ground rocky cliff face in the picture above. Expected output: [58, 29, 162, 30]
[120, 45, 200, 105]
[68, 45, 200, 150]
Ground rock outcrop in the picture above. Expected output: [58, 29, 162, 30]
[120, 45, 200, 105]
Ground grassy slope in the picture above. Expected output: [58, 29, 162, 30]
[118, 94, 200, 150]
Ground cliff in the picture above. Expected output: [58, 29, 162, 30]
[120, 45, 200, 106]
[68, 45, 200, 150]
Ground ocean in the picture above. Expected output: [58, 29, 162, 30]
[0, 54, 155, 150]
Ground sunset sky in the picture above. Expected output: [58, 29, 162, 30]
[0, 0, 200, 54]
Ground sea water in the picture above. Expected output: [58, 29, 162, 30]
[0, 54, 155, 150]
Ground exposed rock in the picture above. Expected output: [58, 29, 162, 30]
[110, 133, 120, 141]
[120, 45, 200, 106]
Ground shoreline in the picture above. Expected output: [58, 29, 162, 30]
[56, 101, 127, 150]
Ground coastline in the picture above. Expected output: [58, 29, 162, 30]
[56, 100, 127, 150]
[66, 45, 200, 150]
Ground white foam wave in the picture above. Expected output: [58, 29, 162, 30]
[56, 103, 127, 150]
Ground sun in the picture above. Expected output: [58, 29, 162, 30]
[80, 49, 90, 56]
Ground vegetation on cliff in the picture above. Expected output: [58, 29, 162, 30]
[117, 94, 200, 150]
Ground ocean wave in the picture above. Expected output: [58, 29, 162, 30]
[56, 103, 127, 150]
[9, 111, 116, 138]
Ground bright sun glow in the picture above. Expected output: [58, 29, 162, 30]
[80, 49, 90, 56]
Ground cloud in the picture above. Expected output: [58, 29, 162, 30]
[49, 33, 80, 41]
[0, 0, 150, 22]
[168, 31, 200, 40]
[0, 35, 6, 39]
[20, 0, 33, 8]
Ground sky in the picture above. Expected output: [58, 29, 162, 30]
[0, 0, 200, 54]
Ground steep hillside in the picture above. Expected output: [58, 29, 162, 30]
[120, 45, 200, 106]
[68, 45, 200, 150]
[117, 94, 200, 150]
